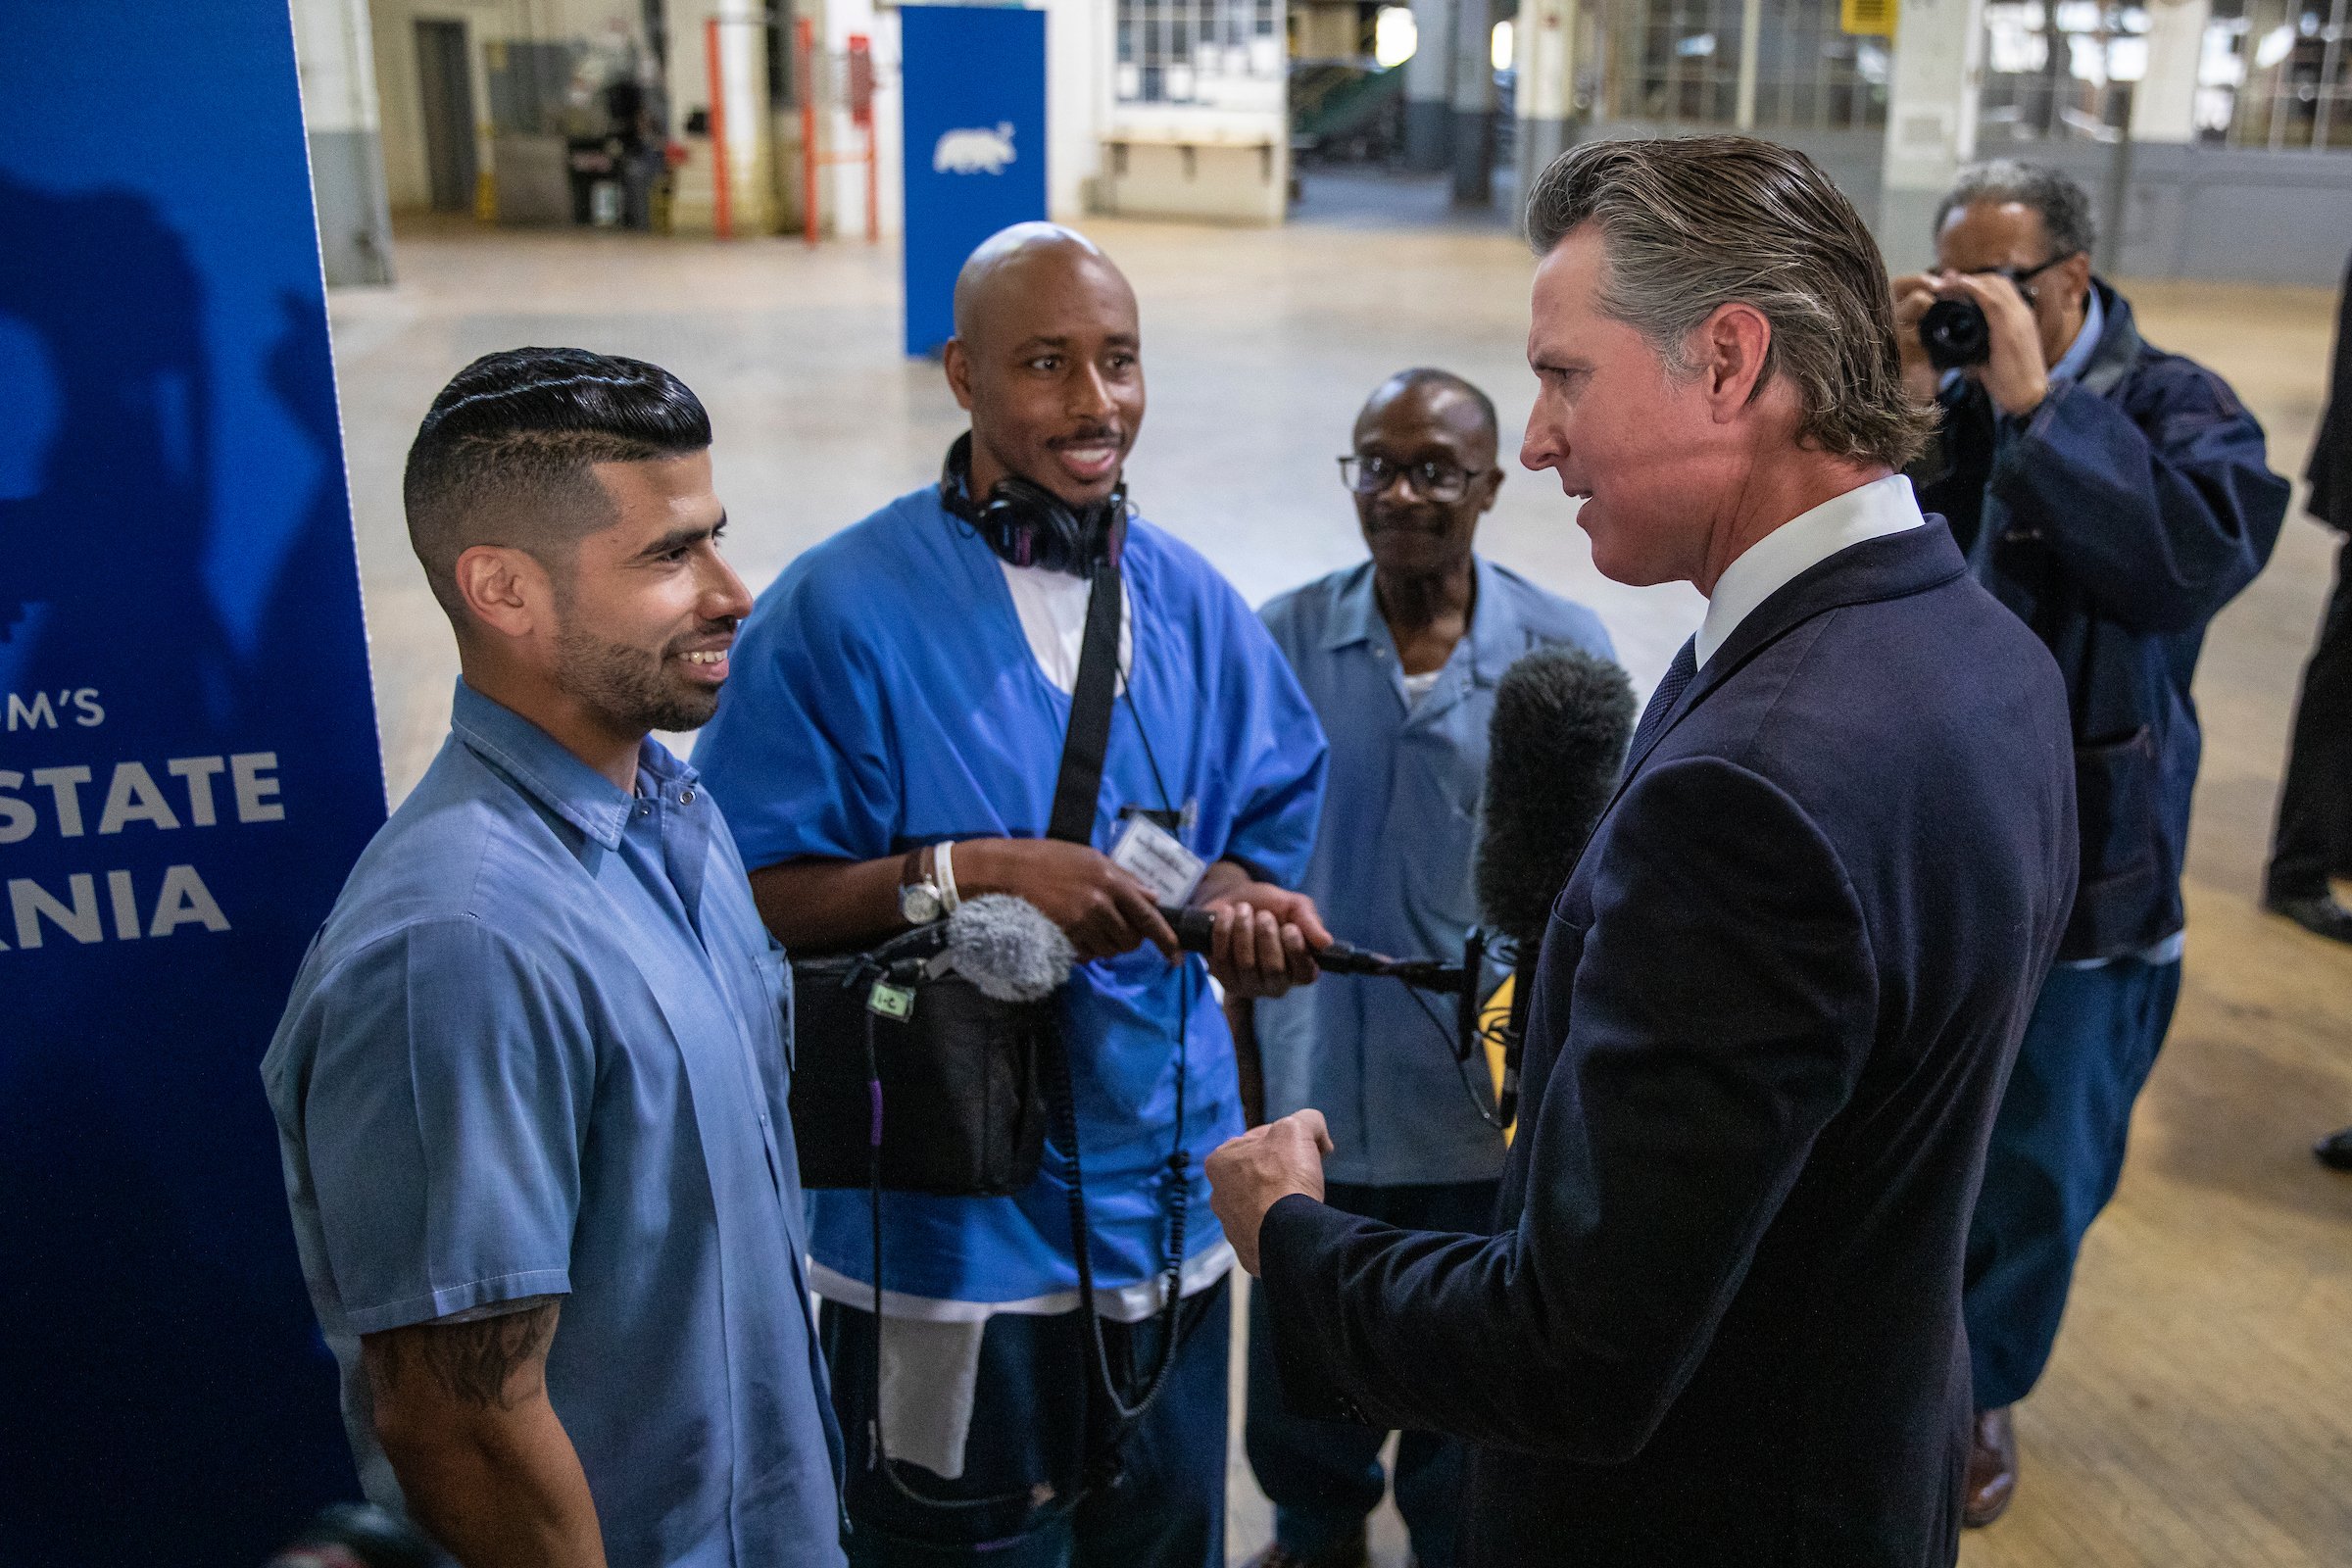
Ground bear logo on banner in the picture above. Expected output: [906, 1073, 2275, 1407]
[933, 122, 1016, 174]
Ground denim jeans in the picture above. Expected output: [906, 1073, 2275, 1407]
[824, 1274, 1230, 1568]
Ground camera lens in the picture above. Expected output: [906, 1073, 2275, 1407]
[1920, 299, 1991, 372]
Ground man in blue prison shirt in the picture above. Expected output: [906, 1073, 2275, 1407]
[693, 224, 1329, 1567]
[264, 350, 843, 1567]
[1238, 369, 1615, 1568]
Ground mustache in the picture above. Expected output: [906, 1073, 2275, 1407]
[665, 617, 740, 651]
[1048, 424, 1125, 449]
[1362, 508, 1450, 533]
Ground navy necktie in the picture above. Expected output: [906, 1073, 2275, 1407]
[1630, 636, 1698, 760]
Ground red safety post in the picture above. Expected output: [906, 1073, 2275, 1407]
[848, 34, 877, 244]
[798, 17, 819, 247]
[799, 24, 882, 246]
[705, 16, 732, 239]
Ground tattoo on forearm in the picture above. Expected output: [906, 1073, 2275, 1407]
[368, 1300, 560, 1412]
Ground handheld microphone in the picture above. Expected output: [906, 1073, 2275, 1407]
[1475, 646, 1637, 1125]
[1155, 904, 1470, 993]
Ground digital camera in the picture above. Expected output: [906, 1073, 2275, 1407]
[1919, 298, 1992, 371]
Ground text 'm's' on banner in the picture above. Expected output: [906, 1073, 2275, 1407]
[900, 5, 1051, 358]
[0, 5, 387, 1563]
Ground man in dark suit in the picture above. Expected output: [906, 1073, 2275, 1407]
[2295, 253, 2352, 1172]
[2271, 249, 2352, 950]
[1205, 136, 2079, 1567]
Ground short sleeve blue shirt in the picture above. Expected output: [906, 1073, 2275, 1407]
[691, 487, 1329, 1303]
[1256, 558, 1615, 1186]
[263, 681, 845, 1567]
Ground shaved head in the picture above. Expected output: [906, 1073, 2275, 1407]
[1356, 368, 1500, 466]
[951, 222, 1133, 354]
[943, 222, 1145, 509]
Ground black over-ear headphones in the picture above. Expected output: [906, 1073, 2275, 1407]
[939, 432, 1127, 575]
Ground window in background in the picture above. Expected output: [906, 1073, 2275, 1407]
[1977, 0, 2146, 144]
[1750, 0, 1889, 129]
[2201, 0, 2351, 149]
[1602, 0, 1886, 129]
[1375, 5, 1419, 67]
[1976, 0, 2348, 150]
[1116, 0, 1287, 108]
[1614, 0, 1746, 122]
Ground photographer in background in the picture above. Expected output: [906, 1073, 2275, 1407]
[1896, 160, 2289, 1526]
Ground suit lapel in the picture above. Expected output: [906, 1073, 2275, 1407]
[1502, 521, 1974, 1206]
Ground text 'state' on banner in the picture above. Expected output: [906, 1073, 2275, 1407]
[0, 5, 388, 1564]
[900, 4, 1050, 357]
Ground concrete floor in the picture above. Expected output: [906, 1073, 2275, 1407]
[327, 194, 2351, 1566]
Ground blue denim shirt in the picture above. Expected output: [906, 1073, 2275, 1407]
[263, 680, 844, 1566]
[1257, 559, 1615, 1186]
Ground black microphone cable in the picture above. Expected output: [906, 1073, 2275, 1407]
[1161, 903, 1507, 1130]
[1400, 973, 1513, 1132]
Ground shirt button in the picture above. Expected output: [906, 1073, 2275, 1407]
[681, 786, 696, 805]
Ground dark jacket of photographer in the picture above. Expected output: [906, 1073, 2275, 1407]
[1910, 279, 2289, 962]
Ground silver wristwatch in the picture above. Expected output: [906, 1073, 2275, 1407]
[897, 841, 958, 925]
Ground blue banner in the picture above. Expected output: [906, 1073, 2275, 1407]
[0, 5, 387, 1564]
[901, 4, 1050, 356]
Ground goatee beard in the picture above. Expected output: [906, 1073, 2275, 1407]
[553, 623, 721, 736]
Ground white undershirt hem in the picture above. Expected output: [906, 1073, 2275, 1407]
[808, 1237, 1235, 1324]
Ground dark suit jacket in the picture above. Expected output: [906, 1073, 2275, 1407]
[1259, 521, 2079, 1567]
[2312, 251, 2352, 532]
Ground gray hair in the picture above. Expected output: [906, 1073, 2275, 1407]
[1524, 134, 1933, 471]
[1935, 160, 2096, 259]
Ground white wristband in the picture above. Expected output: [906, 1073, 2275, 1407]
[936, 839, 961, 913]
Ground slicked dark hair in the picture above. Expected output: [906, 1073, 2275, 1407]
[1368, 368, 1500, 453]
[403, 346, 711, 619]
[1524, 135, 1933, 470]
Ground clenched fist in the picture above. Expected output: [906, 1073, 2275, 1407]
[1205, 1109, 1334, 1275]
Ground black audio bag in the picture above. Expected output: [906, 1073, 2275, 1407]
[785, 536, 1124, 1197]
[787, 946, 1053, 1195]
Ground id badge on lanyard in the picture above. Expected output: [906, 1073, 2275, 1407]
[1109, 807, 1205, 906]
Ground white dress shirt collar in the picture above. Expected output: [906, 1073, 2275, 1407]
[1694, 472, 1926, 669]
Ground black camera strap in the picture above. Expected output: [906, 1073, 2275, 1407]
[1046, 549, 1123, 844]
[866, 518, 1194, 1531]
[1043, 527, 1192, 1435]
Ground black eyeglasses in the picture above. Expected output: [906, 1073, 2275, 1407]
[1338, 454, 1490, 504]
[1959, 251, 2078, 304]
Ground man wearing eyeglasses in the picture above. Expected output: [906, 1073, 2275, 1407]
[1236, 368, 1613, 1568]
[1894, 160, 2289, 1527]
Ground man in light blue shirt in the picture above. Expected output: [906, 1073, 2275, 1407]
[263, 348, 843, 1567]
[1240, 368, 1613, 1568]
